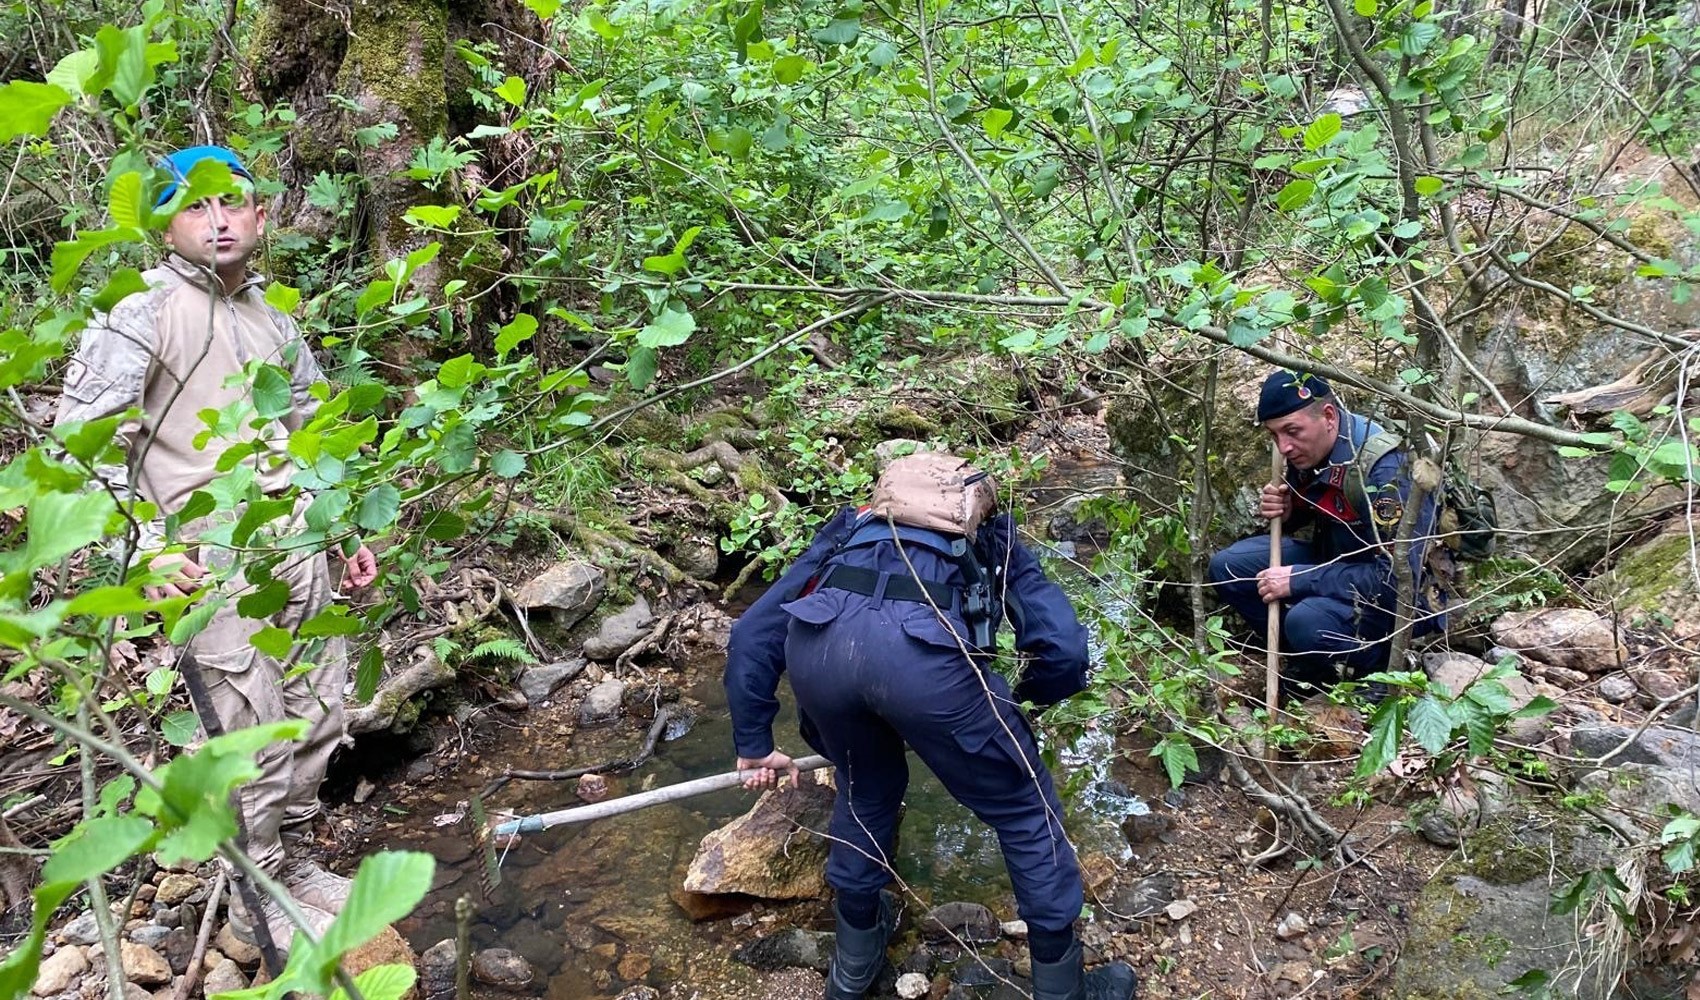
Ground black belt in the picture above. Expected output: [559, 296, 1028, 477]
[816, 564, 958, 609]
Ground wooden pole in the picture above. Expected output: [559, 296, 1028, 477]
[492, 755, 833, 835]
[1266, 441, 1284, 714]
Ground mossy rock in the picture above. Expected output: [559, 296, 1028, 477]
[1393, 804, 1627, 1000]
[1588, 520, 1700, 627]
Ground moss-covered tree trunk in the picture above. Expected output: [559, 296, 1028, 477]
[243, 0, 539, 268]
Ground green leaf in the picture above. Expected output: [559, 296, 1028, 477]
[47, 48, 101, 96]
[862, 199, 910, 222]
[814, 16, 861, 46]
[25, 491, 113, 571]
[67, 586, 150, 617]
[1303, 113, 1342, 151]
[1354, 0, 1377, 13]
[1391, 219, 1422, 239]
[1356, 698, 1407, 777]
[495, 314, 538, 358]
[355, 645, 384, 703]
[0, 81, 72, 141]
[1407, 696, 1453, 755]
[300, 607, 363, 638]
[52, 228, 144, 293]
[637, 307, 696, 348]
[773, 54, 808, 84]
[436, 423, 477, 474]
[162, 710, 199, 747]
[1275, 179, 1314, 212]
[494, 76, 527, 107]
[626, 346, 658, 390]
[1400, 20, 1442, 56]
[42, 815, 154, 885]
[251, 365, 293, 420]
[93, 268, 150, 313]
[1414, 175, 1444, 197]
[523, 0, 561, 19]
[1153, 736, 1198, 788]
[250, 625, 294, 659]
[356, 485, 402, 532]
[329, 965, 418, 1000]
[303, 853, 435, 986]
[402, 205, 462, 228]
[108, 171, 147, 229]
[982, 106, 1013, 140]
[237, 579, 292, 620]
[490, 450, 525, 478]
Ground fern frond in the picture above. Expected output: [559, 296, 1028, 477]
[468, 638, 538, 665]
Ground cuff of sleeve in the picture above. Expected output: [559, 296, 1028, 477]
[734, 737, 775, 759]
[1286, 564, 1317, 599]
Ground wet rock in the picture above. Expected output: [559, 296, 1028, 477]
[119, 942, 172, 986]
[517, 659, 586, 705]
[614, 988, 660, 1000]
[202, 958, 248, 996]
[418, 939, 455, 1000]
[578, 678, 628, 725]
[951, 956, 1014, 987]
[922, 902, 999, 945]
[896, 972, 931, 999]
[615, 952, 650, 981]
[999, 920, 1027, 940]
[61, 912, 102, 946]
[582, 598, 655, 661]
[1106, 871, 1179, 919]
[1489, 608, 1624, 673]
[471, 948, 535, 991]
[213, 925, 260, 967]
[684, 779, 833, 900]
[406, 756, 437, 781]
[154, 874, 201, 907]
[575, 773, 610, 803]
[1119, 811, 1169, 846]
[1047, 495, 1109, 546]
[731, 928, 834, 972]
[1566, 724, 1700, 770]
[32, 946, 88, 996]
[1274, 912, 1308, 940]
[513, 560, 606, 629]
[668, 886, 759, 923]
[1598, 673, 1637, 703]
[898, 946, 939, 976]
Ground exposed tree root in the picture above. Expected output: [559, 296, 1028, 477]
[515, 504, 692, 587]
[346, 646, 458, 735]
[479, 707, 672, 799]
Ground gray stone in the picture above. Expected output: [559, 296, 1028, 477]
[1598, 673, 1637, 703]
[153, 874, 201, 907]
[1567, 725, 1700, 771]
[921, 902, 1000, 945]
[577, 677, 628, 725]
[670, 538, 720, 580]
[582, 597, 655, 661]
[1489, 608, 1625, 673]
[1106, 871, 1179, 920]
[513, 560, 606, 629]
[212, 925, 260, 967]
[32, 946, 88, 996]
[1274, 912, 1308, 940]
[471, 948, 534, 991]
[1578, 762, 1700, 821]
[127, 926, 172, 950]
[61, 912, 102, 947]
[157, 928, 194, 976]
[1046, 495, 1109, 546]
[516, 658, 586, 704]
[731, 928, 834, 972]
[896, 972, 931, 1000]
[951, 957, 1014, 987]
[202, 959, 248, 996]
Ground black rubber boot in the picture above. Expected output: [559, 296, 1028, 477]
[824, 895, 893, 1000]
[1032, 941, 1139, 1000]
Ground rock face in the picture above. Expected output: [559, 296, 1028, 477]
[1488, 608, 1625, 673]
[513, 561, 606, 629]
[1394, 805, 1623, 999]
[683, 778, 834, 900]
[1566, 724, 1700, 771]
[582, 597, 655, 661]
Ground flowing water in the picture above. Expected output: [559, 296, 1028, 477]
[374, 459, 1142, 998]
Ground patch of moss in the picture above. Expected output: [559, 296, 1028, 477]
[871, 404, 940, 438]
[1448, 813, 1574, 886]
[1601, 527, 1692, 610]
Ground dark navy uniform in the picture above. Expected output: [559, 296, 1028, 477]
[726, 508, 1090, 935]
[1209, 410, 1445, 688]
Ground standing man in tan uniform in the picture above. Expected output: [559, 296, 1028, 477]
[55, 146, 377, 953]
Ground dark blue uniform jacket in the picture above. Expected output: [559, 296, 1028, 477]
[725, 508, 1090, 758]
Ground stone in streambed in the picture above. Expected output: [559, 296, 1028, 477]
[31, 946, 88, 996]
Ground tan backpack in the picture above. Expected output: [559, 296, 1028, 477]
[870, 452, 997, 538]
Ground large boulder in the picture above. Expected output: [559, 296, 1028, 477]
[1394, 805, 1622, 999]
[513, 560, 606, 629]
[1587, 520, 1700, 633]
[1488, 608, 1625, 673]
[683, 774, 834, 900]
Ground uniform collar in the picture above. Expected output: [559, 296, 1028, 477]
[163, 253, 266, 298]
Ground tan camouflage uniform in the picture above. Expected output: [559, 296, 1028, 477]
[55, 253, 346, 880]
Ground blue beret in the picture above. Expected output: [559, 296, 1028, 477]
[1256, 370, 1331, 423]
[155, 145, 253, 207]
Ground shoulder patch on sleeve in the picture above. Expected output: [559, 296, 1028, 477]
[1371, 494, 1403, 528]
